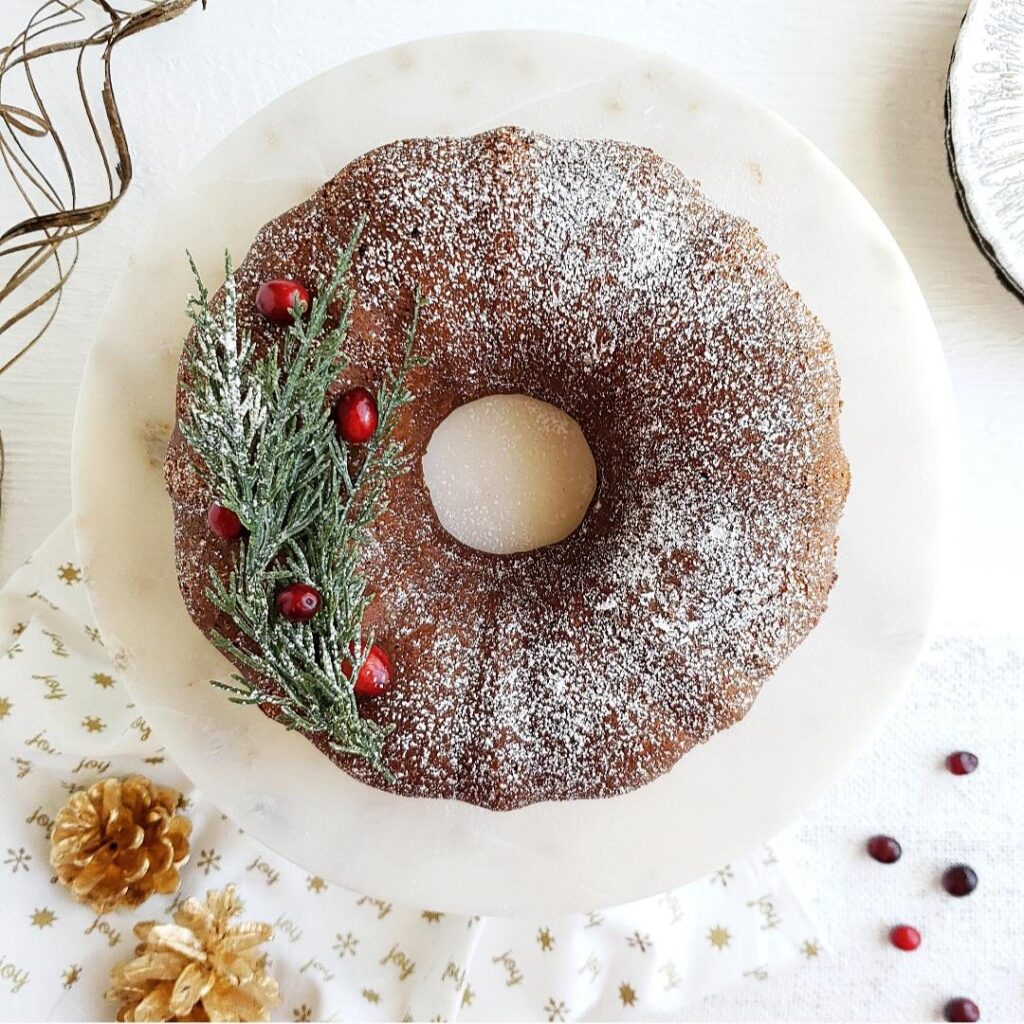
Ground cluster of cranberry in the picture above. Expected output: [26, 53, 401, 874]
[868, 750, 981, 1023]
[206, 277, 393, 698]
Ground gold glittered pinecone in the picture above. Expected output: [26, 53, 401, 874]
[108, 885, 280, 1022]
[50, 775, 191, 914]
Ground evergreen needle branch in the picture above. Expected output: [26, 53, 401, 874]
[179, 227, 423, 776]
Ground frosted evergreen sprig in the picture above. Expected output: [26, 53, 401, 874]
[179, 225, 425, 775]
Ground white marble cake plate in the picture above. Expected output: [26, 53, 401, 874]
[71, 31, 955, 916]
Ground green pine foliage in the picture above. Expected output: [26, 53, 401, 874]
[179, 225, 424, 776]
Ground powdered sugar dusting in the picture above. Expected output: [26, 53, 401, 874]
[165, 126, 849, 810]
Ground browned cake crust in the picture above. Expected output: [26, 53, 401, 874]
[165, 126, 850, 811]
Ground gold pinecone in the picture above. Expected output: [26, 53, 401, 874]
[107, 885, 280, 1022]
[50, 775, 191, 914]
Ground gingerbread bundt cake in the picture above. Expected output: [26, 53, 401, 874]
[165, 126, 850, 810]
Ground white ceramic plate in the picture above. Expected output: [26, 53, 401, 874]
[71, 31, 955, 916]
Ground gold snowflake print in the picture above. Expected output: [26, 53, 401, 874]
[85, 625, 102, 643]
[0, 696, 12, 720]
[82, 715, 106, 733]
[292, 1005, 312, 1022]
[537, 926, 555, 951]
[57, 563, 82, 585]
[544, 997, 569, 1022]
[306, 875, 327, 893]
[802, 940, 820, 959]
[361, 988, 380, 1004]
[712, 864, 735, 887]
[62, 964, 82, 988]
[618, 982, 637, 1007]
[421, 910, 443, 923]
[92, 672, 115, 689]
[626, 931, 652, 952]
[197, 848, 221, 874]
[707, 925, 731, 950]
[461, 985, 475, 1008]
[333, 931, 358, 958]
[4, 847, 30, 872]
[31, 907, 56, 928]
[11, 622, 26, 637]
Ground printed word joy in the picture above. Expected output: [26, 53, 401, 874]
[25, 805, 54, 838]
[24, 731, 60, 756]
[130, 717, 152, 742]
[85, 916, 122, 948]
[299, 957, 335, 983]
[380, 944, 415, 981]
[246, 855, 280, 886]
[273, 913, 303, 944]
[33, 674, 65, 700]
[747, 894, 782, 931]
[355, 895, 392, 919]
[441, 961, 465, 990]
[0, 954, 29, 994]
[71, 756, 112, 775]
[492, 950, 524, 987]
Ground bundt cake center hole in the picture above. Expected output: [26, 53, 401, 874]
[421, 393, 597, 556]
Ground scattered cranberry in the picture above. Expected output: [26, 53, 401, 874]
[946, 751, 979, 776]
[256, 278, 310, 325]
[944, 998, 980, 1022]
[942, 864, 978, 897]
[867, 835, 902, 864]
[345, 644, 394, 696]
[335, 386, 379, 444]
[889, 925, 921, 951]
[274, 583, 322, 622]
[207, 502, 243, 540]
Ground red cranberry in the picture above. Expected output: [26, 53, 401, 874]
[345, 644, 394, 696]
[256, 279, 310, 325]
[944, 998, 980, 1022]
[207, 503, 243, 540]
[867, 835, 902, 864]
[274, 583, 322, 622]
[335, 386, 379, 444]
[942, 864, 978, 897]
[946, 751, 979, 775]
[889, 924, 921, 951]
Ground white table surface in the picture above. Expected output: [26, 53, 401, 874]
[0, 0, 1021, 1019]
